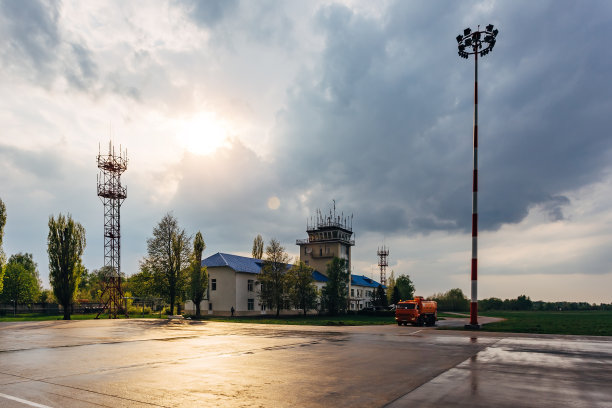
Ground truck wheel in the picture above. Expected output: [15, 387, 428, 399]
[417, 317, 424, 327]
[397, 322, 402, 326]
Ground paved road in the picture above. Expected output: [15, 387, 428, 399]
[0, 319, 610, 407]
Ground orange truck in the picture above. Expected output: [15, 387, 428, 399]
[395, 296, 437, 326]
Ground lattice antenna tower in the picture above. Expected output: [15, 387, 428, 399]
[377, 245, 389, 287]
[96, 141, 128, 318]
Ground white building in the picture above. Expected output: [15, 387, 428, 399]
[184, 252, 385, 316]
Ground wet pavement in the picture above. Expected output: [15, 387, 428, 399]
[0, 319, 610, 407]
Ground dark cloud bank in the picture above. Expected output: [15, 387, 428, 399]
[168, 1, 612, 247]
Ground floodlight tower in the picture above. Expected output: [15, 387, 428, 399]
[96, 141, 128, 319]
[377, 246, 389, 287]
[456, 24, 499, 329]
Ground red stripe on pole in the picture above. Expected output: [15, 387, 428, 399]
[474, 125, 478, 147]
[472, 214, 477, 236]
[471, 259, 477, 280]
[473, 169, 478, 192]
[470, 302, 478, 325]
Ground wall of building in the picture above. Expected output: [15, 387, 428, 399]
[235, 272, 264, 314]
[300, 241, 351, 275]
[207, 266, 236, 314]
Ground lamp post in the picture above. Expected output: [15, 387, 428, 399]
[456, 24, 498, 329]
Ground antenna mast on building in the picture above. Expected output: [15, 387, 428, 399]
[377, 245, 389, 287]
[96, 141, 128, 318]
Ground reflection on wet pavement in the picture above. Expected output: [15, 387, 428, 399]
[0, 320, 610, 407]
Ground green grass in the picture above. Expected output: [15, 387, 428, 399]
[478, 310, 612, 336]
[188, 314, 396, 326]
[0, 313, 167, 322]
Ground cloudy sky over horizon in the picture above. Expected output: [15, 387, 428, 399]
[1, 0, 611, 303]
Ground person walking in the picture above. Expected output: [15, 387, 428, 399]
[231, 306, 235, 317]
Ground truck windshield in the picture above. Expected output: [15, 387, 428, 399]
[397, 303, 416, 309]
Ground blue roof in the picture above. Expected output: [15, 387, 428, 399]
[351, 274, 385, 289]
[203, 253, 381, 287]
[203, 253, 264, 274]
[312, 270, 329, 282]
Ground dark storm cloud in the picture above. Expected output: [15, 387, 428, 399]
[0, 143, 66, 180]
[0, 0, 61, 83]
[271, 0, 612, 235]
[0, 0, 112, 95]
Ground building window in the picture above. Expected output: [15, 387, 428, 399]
[304, 260, 309, 265]
[261, 304, 266, 311]
[211, 279, 217, 291]
[208, 303, 212, 310]
[351, 303, 355, 310]
[351, 288, 354, 297]
[248, 279, 254, 292]
[248, 299, 254, 311]
[319, 248, 322, 256]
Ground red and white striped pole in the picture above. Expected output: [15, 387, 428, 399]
[456, 24, 497, 329]
[470, 48, 479, 328]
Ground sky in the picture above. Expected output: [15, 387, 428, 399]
[1, 0, 611, 303]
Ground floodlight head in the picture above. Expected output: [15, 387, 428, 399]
[465, 38, 472, 47]
[458, 44, 465, 51]
[464, 28, 471, 36]
[486, 24, 494, 32]
[456, 35, 463, 43]
[493, 29, 499, 37]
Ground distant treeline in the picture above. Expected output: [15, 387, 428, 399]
[428, 289, 612, 312]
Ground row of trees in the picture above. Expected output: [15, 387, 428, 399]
[128, 213, 207, 316]
[0, 199, 85, 320]
[0, 201, 209, 319]
[385, 271, 416, 305]
[257, 239, 350, 316]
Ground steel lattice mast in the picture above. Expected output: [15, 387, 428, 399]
[377, 246, 389, 287]
[96, 141, 128, 319]
[456, 24, 499, 329]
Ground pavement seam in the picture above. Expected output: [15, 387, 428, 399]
[1, 373, 170, 408]
[381, 336, 505, 407]
[0, 335, 202, 354]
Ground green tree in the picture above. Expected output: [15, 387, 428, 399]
[189, 231, 208, 317]
[431, 288, 469, 312]
[143, 213, 191, 315]
[321, 257, 349, 316]
[252, 234, 264, 259]
[77, 266, 109, 302]
[257, 238, 290, 317]
[0, 198, 6, 293]
[391, 286, 401, 305]
[39, 289, 55, 305]
[287, 261, 317, 315]
[47, 214, 86, 320]
[386, 270, 396, 304]
[127, 265, 156, 299]
[373, 284, 388, 308]
[479, 297, 503, 311]
[395, 274, 415, 301]
[1, 263, 40, 314]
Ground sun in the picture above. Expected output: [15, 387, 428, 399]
[176, 112, 229, 155]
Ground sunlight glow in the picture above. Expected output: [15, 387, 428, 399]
[267, 196, 280, 210]
[176, 112, 230, 155]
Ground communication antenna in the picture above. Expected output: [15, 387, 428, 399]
[96, 141, 128, 318]
[377, 245, 389, 286]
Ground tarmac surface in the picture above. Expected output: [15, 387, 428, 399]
[0, 317, 610, 407]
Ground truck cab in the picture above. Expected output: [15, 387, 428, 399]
[395, 296, 437, 326]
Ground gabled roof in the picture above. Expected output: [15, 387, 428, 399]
[203, 253, 383, 287]
[203, 253, 264, 274]
[312, 270, 329, 282]
[351, 274, 385, 289]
